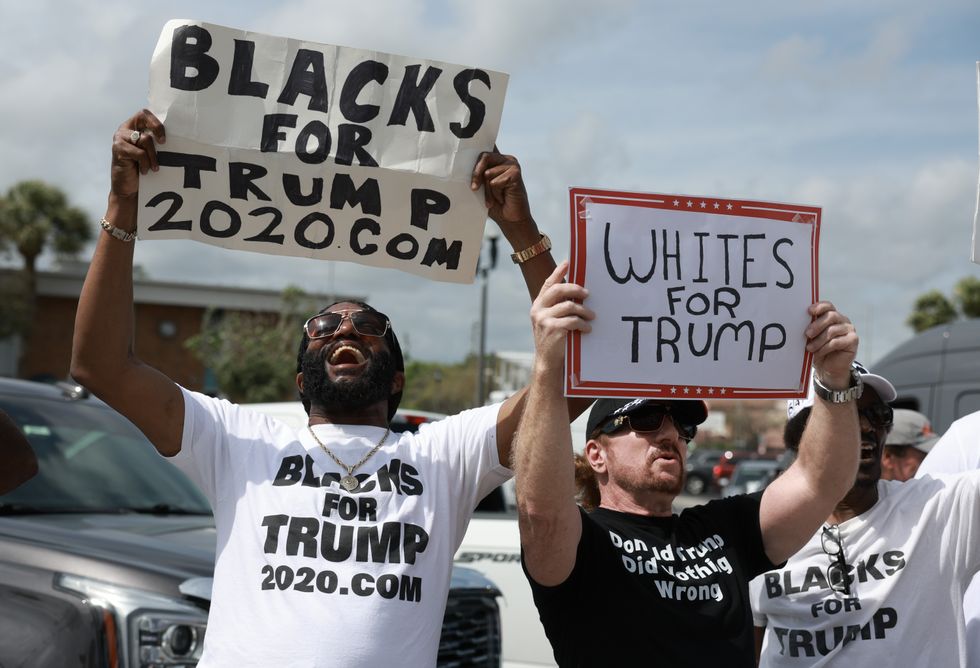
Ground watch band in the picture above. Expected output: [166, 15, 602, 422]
[812, 368, 863, 404]
[100, 217, 137, 242]
[510, 234, 552, 264]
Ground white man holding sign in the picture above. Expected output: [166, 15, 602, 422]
[72, 20, 559, 668]
[514, 244, 863, 664]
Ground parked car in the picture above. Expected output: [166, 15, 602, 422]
[245, 400, 556, 667]
[722, 459, 783, 497]
[684, 449, 723, 495]
[711, 449, 777, 488]
[0, 379, 502, 667]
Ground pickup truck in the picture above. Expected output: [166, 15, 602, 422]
[0, 380, 502, 667]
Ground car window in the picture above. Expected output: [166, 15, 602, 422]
[0, 395, 211, 514]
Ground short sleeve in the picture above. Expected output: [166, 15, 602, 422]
[408, 402, 512, 544]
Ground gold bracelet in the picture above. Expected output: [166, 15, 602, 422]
[510, 234, 552, 264]
[100, 217, 137, 242]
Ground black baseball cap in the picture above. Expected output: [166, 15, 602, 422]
[586, 398, 709, 439]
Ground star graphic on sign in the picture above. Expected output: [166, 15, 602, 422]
[670, 387, 678, 394]
[713, 202, 720, 210]
[720, 389, 727, 395]
[708, 388, 715, 395]
[726, 203, 734, 210]
[683, 387, 690, 394]
[673, 199, 680, 206]
[686, 200, 694, 207]
[699, 201, 707, 209]
[696, 388, 703, 394]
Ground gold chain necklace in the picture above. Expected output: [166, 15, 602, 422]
[308, 424, 391, 491]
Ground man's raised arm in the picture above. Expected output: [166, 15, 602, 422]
[758, 301, 860, 563]
[471, 151, 593, 462]
[70, 110, 184, 456]
[514, 262, 594, 586]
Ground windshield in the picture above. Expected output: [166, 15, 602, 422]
[0, 393, 211, 514]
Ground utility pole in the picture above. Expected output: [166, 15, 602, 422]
[475, 233, 499, 406]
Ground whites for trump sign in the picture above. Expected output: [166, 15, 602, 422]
[138, 20, 508, 283]
[565, 187, 820, 399]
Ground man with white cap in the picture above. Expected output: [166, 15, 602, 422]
[751, 364, 980, 667]
[880, 409, 940, 482]
[514, 263, 864, 667]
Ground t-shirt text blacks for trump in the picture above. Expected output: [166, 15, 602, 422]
[137, 20, 508, 283]
[565, 188, 821, 399]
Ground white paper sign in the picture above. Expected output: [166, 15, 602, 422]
[138, 20, 508, 283]
[565, 187, 820, 399]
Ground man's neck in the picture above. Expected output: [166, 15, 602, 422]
[598, 488, 675, 518]
[308, 402, 389, 428]
[827, 483, 879, 524]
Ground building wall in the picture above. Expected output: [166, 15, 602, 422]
[20, 296, 209, 390]
[19, 296, 78, 382]
[133, 303, 209, 390]
[7, 266, 355, 397]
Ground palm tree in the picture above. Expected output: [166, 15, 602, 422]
[906, 290, 957, 333]
[0, 180, 92, 349]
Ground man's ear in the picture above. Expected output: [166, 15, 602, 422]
[585, 439, 605, 473]
[880, 447, 898, 467]
[391, 370, 405, 395]
[296, 372, 305, 394]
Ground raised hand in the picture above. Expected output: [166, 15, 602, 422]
[529, 261, 594, 372]
[110, 109, 166, 200]
[804, 301, 858, 388]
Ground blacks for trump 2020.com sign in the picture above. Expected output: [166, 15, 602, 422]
[138, 20, 508, 284]
[566, 187, 820, 399]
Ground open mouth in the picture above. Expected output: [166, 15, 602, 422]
[328, 344, 367, 368]
[859, 441, 878, 465]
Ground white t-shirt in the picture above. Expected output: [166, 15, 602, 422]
[916, 411, 980, 666]
[750, 472, 980, 667]
[169, 389, 511, 667]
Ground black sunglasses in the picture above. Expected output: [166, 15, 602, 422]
[821, 525, 851, 596]
[593, 407, 698, 443]
[858, 403, 893, 430]
[303, 310, 390, 340]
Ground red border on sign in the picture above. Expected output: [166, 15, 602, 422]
[565, 187, 820, 399]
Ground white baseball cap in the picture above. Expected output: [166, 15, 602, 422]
[885, 409, 940, 454]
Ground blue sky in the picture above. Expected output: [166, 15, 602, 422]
[2, 0, 978, 366]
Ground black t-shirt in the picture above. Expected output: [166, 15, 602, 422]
[525, 493, 776, 667]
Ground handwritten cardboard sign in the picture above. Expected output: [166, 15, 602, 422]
[566, 187, 820, 399]
[138, 20, 508, 283]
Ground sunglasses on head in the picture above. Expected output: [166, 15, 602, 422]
[858, 403, 893, 430]
[303, 310, 390, 340]
[593, 406, 698, 442]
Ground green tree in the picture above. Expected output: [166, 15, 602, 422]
[401, 355, 491, 414]
[906, 290, 957, 333]
[954, 276, 980, 318]
[0, 180, 91, 297]
[0, 180, 92, 344]
[186, 286, 314, 403]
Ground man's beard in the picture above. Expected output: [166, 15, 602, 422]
[301, 345, 396, 413]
